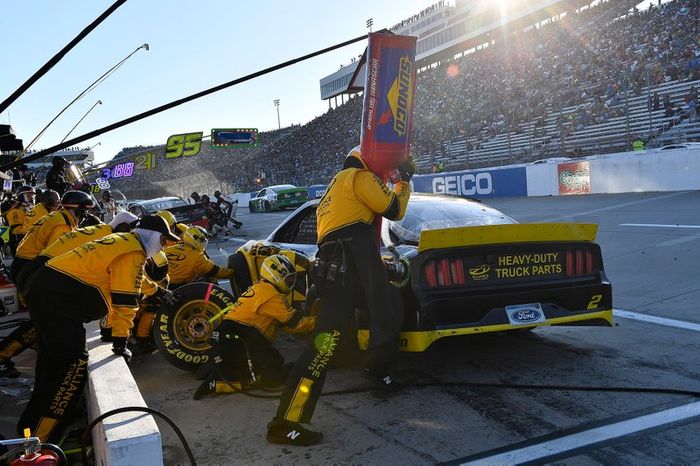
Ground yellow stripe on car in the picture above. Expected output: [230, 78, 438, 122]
[357, 309, 613, 352]
[418, 223, 599, 252]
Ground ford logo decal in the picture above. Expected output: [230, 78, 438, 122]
[512, 310, 542, 322]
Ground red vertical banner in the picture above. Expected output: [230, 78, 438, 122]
[360, 33, 417, 179]
[558, 161, 591, 195]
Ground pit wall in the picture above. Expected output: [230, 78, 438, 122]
[409, 148, 700, 198]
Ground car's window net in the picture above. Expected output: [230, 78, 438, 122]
[389, 199, 515, 244]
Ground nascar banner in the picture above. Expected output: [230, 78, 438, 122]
[360, 33, 417, 179]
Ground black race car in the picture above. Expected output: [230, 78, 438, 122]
[128, 196, 208, 229]
[265, 193, 613, 351]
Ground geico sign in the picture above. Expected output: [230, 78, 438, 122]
[432, 173, 493, 196]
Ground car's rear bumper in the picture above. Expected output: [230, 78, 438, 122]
[358, 308, 612, 352]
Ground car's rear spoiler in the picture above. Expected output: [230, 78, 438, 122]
[418, 223, 599, 253]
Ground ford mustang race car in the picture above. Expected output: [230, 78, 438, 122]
[154, 193, 613, 372]
[248, 184, 309, 212]
[264, 193, 613, 351]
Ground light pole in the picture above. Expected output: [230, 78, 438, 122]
[61, 100, 102, 143]
[24, 43, 149, 152]
[273, 99, 281, 130]
[366, 18, 374, 32]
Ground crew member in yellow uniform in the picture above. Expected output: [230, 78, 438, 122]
[23, 189, 60, 229]
[11, 190, 94, 283]
[0, 212, 139, 378]
[268, 147, 414, 446]
[17, 215, 179, 443]
[165, 225, 234, 286]
[6, 185, 35, 256]
[228, 240, 311, 297]
[194, 254, 315, 400]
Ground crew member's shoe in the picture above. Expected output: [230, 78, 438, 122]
[192, 378, 217, 400]
[266, 418, 323, 446]
[0, 359, 20, 378]
[362, 368, 403, 398]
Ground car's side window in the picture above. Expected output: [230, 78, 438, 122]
[274, 206, 317, 244]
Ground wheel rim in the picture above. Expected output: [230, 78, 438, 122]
[171, 299, 223, 352]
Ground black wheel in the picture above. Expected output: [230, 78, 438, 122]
[154, 283, 236, 372]
[249, 201, 256, 213]
[263, 201, 271, 211]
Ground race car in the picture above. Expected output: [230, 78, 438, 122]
[128, 196, 208, 229]
[265, 193, 613, 351]
[154, 193, 613, 372]
[248, 184, 309, 213]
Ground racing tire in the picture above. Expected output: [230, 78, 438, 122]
[249, 201, 256, 213]
[154, 283, 236, 372]
[263, 201, 271, 212]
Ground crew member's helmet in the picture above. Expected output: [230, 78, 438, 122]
[155, 210, 177, 229]
[182, 226, 208, 252]
[214, 190, 221, 198]
[342, 145, 367, 170]
[52, 156, 68, 167]
[145, 251, 169, 282]
[61, 190, 96, 221]
[17, 185, 35, 205]
[43, 189, 60, 210]
[260, 254, 297, 294]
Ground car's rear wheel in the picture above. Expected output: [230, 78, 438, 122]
[154, 283, 236, 372]
[249, 201, 256, 213]
[264, 201, 271, 211]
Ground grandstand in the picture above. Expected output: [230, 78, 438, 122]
[106, 0, 699, 198]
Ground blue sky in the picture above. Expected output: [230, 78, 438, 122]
[1, 0, 434, 163]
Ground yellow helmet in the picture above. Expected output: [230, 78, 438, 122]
[155, 210, 177, 228]
[260, 254, 297, 294]
[182, 226, 208, 252]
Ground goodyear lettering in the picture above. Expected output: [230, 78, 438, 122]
[495, 253, 562, 278]
[432, 173, 493, 196]
[393, 56, 412, 136]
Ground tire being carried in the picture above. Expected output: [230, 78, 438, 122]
[154, 282, 235, 372]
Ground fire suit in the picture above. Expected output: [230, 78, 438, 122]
[164, 242, 234, 287]
[0, 223, 117, 366]
[6, 204, 31, 256]
[204, 280, 315, 393]
[24, 202, 49, 229]
[275, 163, 410, 424]
[17, 232, 147, 443]
[12, 209, 78, 283]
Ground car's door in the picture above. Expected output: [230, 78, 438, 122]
[268, 204, 319, 257]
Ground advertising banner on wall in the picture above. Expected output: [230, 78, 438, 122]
[558, 161, 590, 195]
[411, 167, 528, 198]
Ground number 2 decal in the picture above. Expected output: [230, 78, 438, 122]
[587, 294, 603, 310]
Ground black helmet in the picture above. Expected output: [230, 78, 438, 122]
[52, 156, 68, 167]
[17, 185, 35, 195]
[191, 192, 200, 201]
[214, 190, 221, 197]
[43, 189, 60, 209]
[61, 190, 95, 220]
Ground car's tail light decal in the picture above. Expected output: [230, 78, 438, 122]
[424, 260, 437, 288]
[420, 244, 601, 289]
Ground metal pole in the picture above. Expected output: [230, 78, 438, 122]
[0, 0, 128, 115]
[61, 100, 102, 143]
[624, 73, 631, 150]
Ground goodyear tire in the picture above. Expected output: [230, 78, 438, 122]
[154, 283, 236, 372]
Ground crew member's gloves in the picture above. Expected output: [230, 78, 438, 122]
[112, 337, 133, 364]
[153, 287, 177, 307]
[397, 159, 416, 182]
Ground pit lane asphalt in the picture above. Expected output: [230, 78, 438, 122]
[131, 191, 700, 465]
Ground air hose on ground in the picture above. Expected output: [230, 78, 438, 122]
[79, 406, 197, 466]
